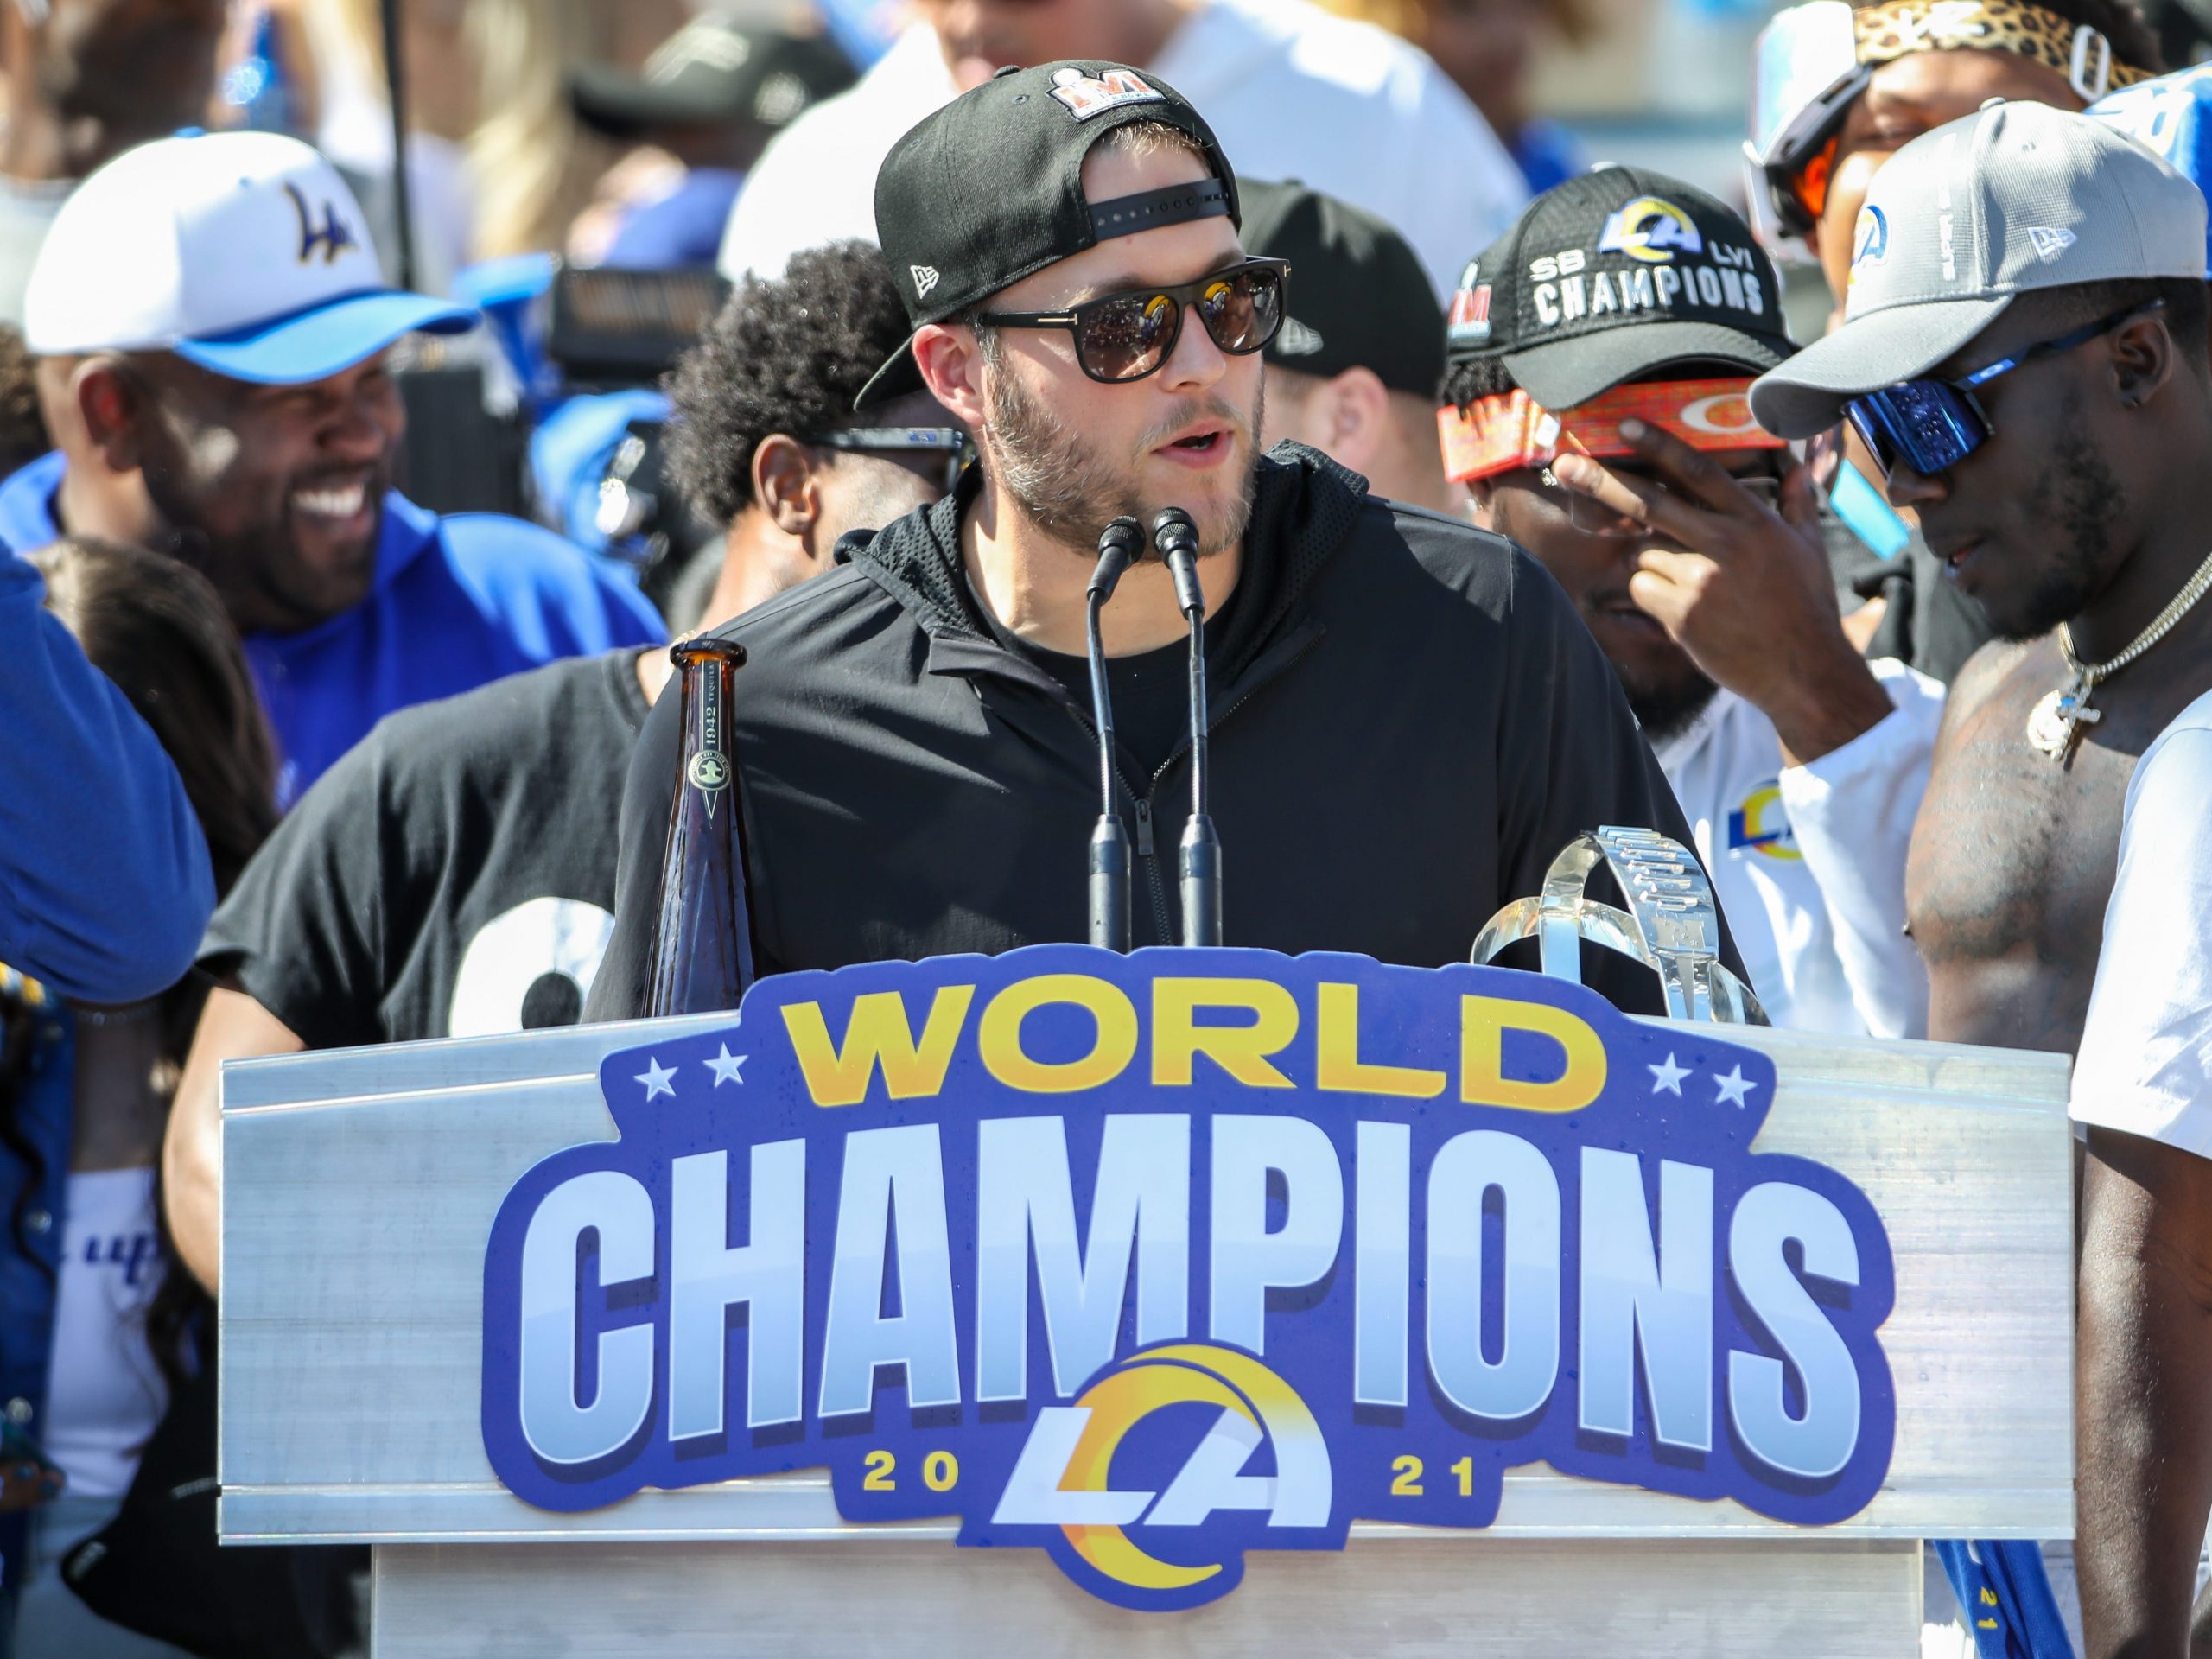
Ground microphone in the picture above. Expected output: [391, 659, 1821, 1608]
[1085, 516, 1142, 951]
[1152, 506, 1221, 948]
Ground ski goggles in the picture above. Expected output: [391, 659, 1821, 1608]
[1438, 377, 1786, 486]
[1842, 299, 2159, 480]
[1744, 1, 2149, 242]
[975, 257, 1290, 385]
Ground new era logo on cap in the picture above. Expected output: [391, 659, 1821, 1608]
[910, 264, 941, 299]
[1275, 315, 1325, 354]
[2026, 225, 2077, 262]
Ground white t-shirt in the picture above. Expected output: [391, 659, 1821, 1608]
[44, 1166, 168, 1500]
[716, 0, 1528, 302]
[2069, 688, 2212, 1155]
[1652, 658, 1945, 1039]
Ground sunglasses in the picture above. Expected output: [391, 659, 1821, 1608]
[1845, 300, 2162, 481]
[1536, 463, 1783, 536]
[815, 425, 969, 494]
[975, 257, 1290, 385]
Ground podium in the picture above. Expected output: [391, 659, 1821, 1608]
[216, 950, 2070, 1657]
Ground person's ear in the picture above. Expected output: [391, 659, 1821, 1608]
[752, 433, 819, 538]
[912, 322, 988, 432]
[2111, 308, 2177, 410]
[73, 357, 147, 474]
[1464, 476, 1500, 531]
[1317, 366, 1390, 469]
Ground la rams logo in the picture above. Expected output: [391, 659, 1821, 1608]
[283, 181, 359, 266]
[1851, 205, 1889, 278]
[1726, 781, 1802, 861]
[993, 1343, 1331, 1608]
[1595, 197, 1705, 264]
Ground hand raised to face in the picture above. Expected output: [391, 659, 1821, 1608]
[1552, 418, 1893, 765]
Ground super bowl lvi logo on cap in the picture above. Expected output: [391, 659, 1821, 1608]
[1447, 259, 1493, 349]
[1048, 66, 1166, 120]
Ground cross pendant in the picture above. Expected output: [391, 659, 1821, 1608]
[2026, 678, 2101, 762]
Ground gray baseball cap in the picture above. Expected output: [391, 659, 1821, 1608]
[1749, 99, 2208, 438]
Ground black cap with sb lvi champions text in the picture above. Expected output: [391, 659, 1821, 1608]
[857, 60, 1240, 409]
[1447, 165, 1796, 410]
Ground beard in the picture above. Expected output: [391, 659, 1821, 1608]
[1981, 395, 2124, 644]
[982, 364, 1263, 561]
[1624, 670, 1720, 747]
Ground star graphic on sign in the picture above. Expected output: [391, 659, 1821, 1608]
[1648, 1052, 1689, 1096]
[634, 1057, 677, 1101]
[1713, 1065, 1757, 1109]
[703, 1044, 748, 1087]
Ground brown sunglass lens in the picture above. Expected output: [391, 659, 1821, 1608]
[1077, 291, 1179, 381]
[1199, 269, 1280, 353]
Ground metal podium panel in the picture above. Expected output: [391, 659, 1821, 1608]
[219, 1014, 2072, 1544]
[369, 1537, 1923, 1658]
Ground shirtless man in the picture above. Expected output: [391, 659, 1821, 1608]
[1748, 99, 2212, 1060]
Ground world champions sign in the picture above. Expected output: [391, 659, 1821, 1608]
[480, 947, 1897, 1611]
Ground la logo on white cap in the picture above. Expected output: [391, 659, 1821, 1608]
[24, 130, 385, 358]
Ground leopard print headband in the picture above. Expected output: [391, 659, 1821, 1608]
[1852, 1, 2153, 96]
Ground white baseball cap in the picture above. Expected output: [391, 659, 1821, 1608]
[24, 130, 477, 384]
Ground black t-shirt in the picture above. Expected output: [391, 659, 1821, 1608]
[965, 567, 1241, 779]
[200, 649, 652, 1047]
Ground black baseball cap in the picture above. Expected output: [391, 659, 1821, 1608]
[1239, 179, 1442, 398]
[857, 60, 1239, 409]
[1446, 165, 1796, 410]
[568, 16, 855, 143]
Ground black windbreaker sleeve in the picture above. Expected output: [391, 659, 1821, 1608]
[1488, 547, 1745, 1016]
[583, 671, 684, 1024]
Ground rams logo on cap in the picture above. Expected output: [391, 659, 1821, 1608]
[1049, 66, 1166, 121]
[1595, 197, 1704, 264]
[1850, 205, 1889, 284]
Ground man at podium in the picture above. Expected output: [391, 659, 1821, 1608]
[586, 60, 1726, 1020]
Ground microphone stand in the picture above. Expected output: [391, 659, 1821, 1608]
[1085, 517, 1142, 950]
[1153, 507, 1221, 947]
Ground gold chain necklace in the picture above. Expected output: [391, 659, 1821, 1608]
[2027, 548, 2212, 761]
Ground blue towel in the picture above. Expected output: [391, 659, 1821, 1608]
[1934, 1539, 2075, 1658]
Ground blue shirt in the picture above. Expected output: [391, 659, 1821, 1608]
[0, 548, 213, 1000]
[602, 168, 745, 270]
[0, 453, 667, 806]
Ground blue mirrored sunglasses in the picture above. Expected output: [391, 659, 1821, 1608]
[1844, 299, 2164, 480]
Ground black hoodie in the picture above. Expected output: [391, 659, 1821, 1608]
[584, 443, 1728, 1020]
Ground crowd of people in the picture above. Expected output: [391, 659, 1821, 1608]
[6, 1, 2212, 1656]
